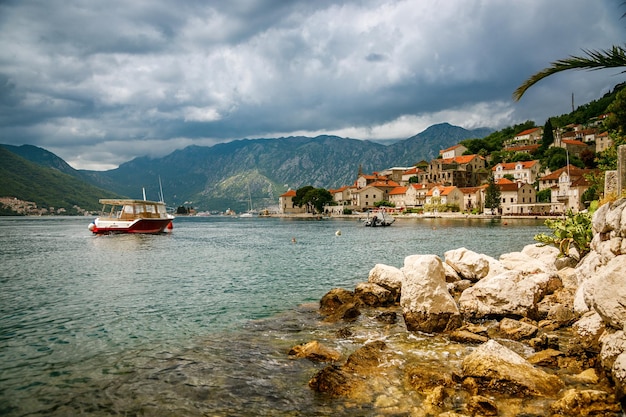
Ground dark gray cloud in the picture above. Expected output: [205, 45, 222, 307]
[1, 0, 625, 169]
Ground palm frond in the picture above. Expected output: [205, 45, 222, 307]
[513, 45, 626, 101]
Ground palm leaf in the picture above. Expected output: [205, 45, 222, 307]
[513, 45, 626, 101]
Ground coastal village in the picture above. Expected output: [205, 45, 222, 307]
[280, 120, 610, 217]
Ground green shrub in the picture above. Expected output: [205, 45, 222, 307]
[534, 210, 593, 260]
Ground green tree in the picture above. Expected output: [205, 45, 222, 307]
[541, 147, 584, 172]
[484, 176, 501, 215]
[294, 186, 332, 213]
[536, 188, 552, 203]
[540, 119, 554, 153]
[293, 186, 314, 209]
[604, 86, 626, 134]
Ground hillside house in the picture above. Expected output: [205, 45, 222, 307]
[492, 179, 538, 215]
[504, 144, 540, 154]
[353, 182, 399, 210]
[492, 160, 541, 184]
[538, 165, 597, 213]
[425, 185, 463, 210]
[439, 144, 468, 159]
[388, 186, 408, 209]
[460, 186, 484, 212]
[388, 183, 433, 209]
[401, 166, 424, 185]
[379, 167, 412, 184]
[596, 131, 612, 153]
[556, 139, 591, 159]
[329, 186, 355, 211]
[279, 189, 306, 214]
[418, 154, 487, 188]
[356, 172, 388, 188]
[508, 127, 543, 147]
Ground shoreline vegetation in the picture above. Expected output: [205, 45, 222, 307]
[286, 198, 626, 416]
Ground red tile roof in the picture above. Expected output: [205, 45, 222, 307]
[281, 190, 296, 197]
[440, 154, 482, 165]
[515, 127, 542, 137]
[539, 165, 592, 181]
[389, 186, 407, 195]
[561, 139, 587, 146]
[492, 160, 539, 171]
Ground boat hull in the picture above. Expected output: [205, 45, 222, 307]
[89, 218, 173, 234]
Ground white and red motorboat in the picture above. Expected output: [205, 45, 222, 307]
[88, 199, 174, 234]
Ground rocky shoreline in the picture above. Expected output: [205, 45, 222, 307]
[288, 198, 626, 416]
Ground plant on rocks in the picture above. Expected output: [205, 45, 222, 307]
[534, 210, 593, 259]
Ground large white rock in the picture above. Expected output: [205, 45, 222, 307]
[592, 201, 611, 234]
[461, 339, 564, 396]
[400, 254, 461, 333]
[587, 255, 626, 330]
[499, 250, 555, 275]
[572, 311, 606, 352]
[458, 270, 561, 320]
[521, 243, 560, 270]
[613, 351, 626, 399]
[444, 248, 496, 281]
[367, 263, 403, 299]
[599, 330, 626, 374]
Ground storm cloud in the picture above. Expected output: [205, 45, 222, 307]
[1, 0, 625, 169]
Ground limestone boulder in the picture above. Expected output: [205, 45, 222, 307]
[461, 339, 564, 397]
[605, 198, 626, 234]
[587, 255, 626, 330]
[442, 261, 461, 283]
[572, 311, 606, 352]
[613, 351, 626, 399]
[458, 270, 561, 320]
[400, 254, 462, 333]
[367, 263, 403, 300]
[499, 249, 556, 275]
[599, 330, 626, 374]
[592, 200, 612, 234]
[556, 266, 578, 291]
[444, 248, 495, 281]
[354, 282, 395, 307]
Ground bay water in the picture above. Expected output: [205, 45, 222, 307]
[0, 215, 546, 416]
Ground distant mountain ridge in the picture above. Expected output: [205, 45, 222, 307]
[0, 146, 118, 214]
[1, 123, 492, 212]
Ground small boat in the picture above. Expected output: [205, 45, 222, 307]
[88, 199, 175, 234]
[239, 210, 259, 218]
[363, 208, 395, 227]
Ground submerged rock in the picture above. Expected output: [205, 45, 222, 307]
[550, 388, 621, 416]
[308, 340, 388, 399]
[354, 282, 395, 307]
[288, 340, 341, 363]
[319, 288, 361, 322]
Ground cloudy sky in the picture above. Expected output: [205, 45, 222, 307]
[1, 0, 625, 170]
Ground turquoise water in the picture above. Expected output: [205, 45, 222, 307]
[0, 215, 546, 416]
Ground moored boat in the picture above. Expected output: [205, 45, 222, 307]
[363, 208, 395, 227]
[88, 199, 175, 234]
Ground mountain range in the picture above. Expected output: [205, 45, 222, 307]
[1, 123, 492, 213]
